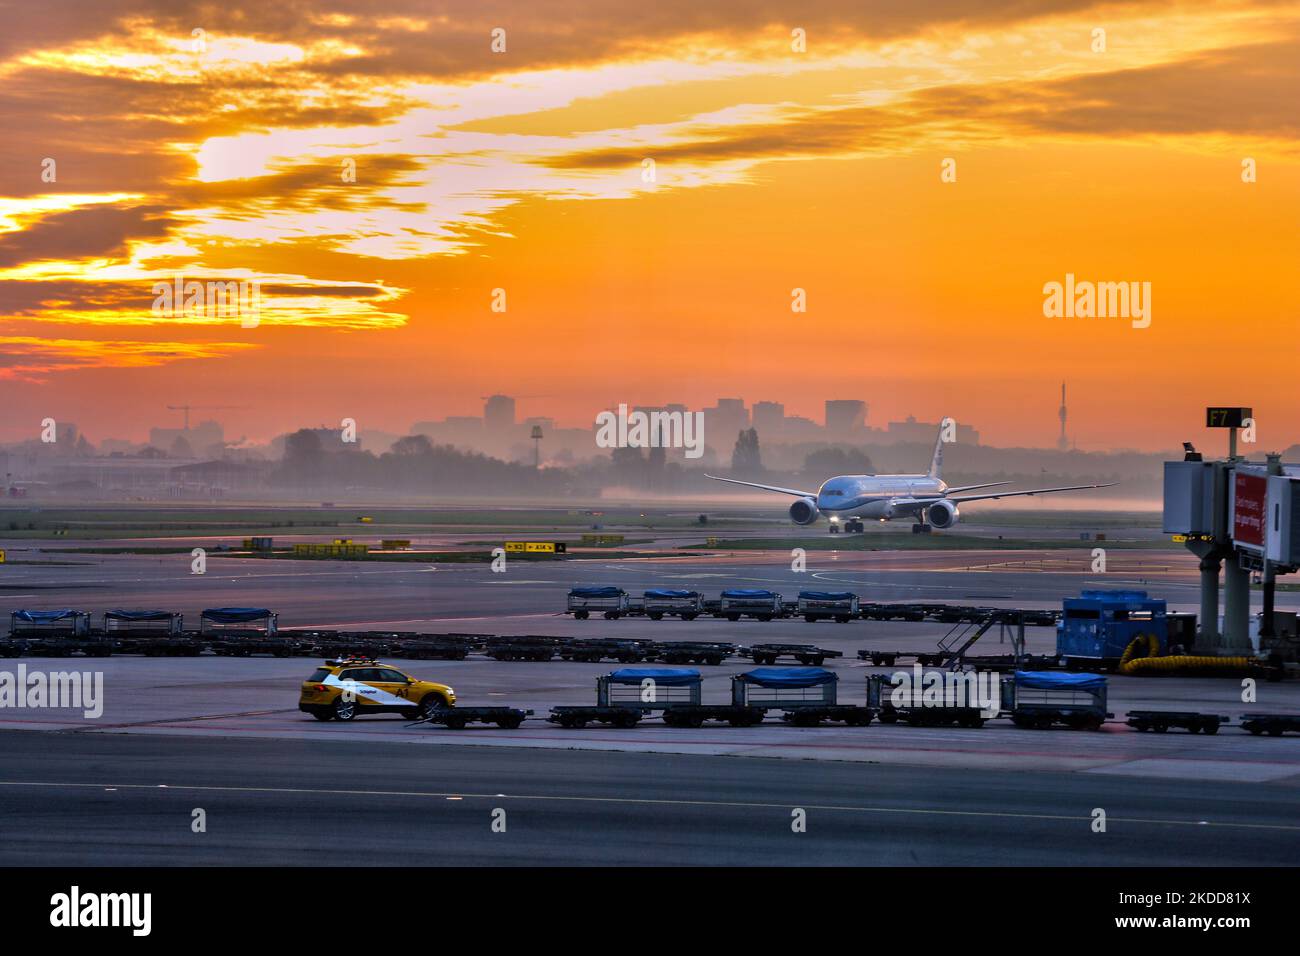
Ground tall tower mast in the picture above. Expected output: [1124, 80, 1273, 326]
[1057, 382, 1069, 451]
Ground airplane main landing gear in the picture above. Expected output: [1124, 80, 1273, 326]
[843, 520, 865, 533]
[911, 523, 932, 534]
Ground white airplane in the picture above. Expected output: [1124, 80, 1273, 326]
[705, 423, 1114, 532]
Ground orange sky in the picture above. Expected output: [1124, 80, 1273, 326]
[0, 0, 1297, 451]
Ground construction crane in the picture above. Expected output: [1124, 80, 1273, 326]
[166, 404, 247, 430]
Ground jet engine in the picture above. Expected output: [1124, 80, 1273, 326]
[789, 497, 820, 525]
[926, 499, 960, 529]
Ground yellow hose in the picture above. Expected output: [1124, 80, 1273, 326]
[1118, 634, 1253, 675]
[1122, 654, 1253, 675]
[1118, 632, 1160, 672]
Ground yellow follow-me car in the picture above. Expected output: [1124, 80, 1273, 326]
[299, 659, 455, 722]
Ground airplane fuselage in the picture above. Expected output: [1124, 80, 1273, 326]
[815, 474, 946, 517]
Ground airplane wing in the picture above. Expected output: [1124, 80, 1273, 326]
[703, 474, 819, 498]
[934, 481, 1013, 495]
[948, 482, 1117, 503]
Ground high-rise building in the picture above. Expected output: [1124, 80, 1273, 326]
[703, 398, 749, 450]
[886, 415, 980, 446]
[483, 395, 516, 432]
[751, 401, 786, 438]
[825, 400, 867, 436]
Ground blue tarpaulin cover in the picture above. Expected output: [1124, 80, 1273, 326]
[721, 589, 776, 599]
[644, 589, 699, 599]
[607, 668, 701, 686]
[568, 587, 624, 598]
[105, 609, 176, 621]
[798, 591, 856, 601]
[201, 607, 273, 623]
[1014, 670, 1106, 691]
[737, 667, 836, 687]
[12, 609, 83, 622]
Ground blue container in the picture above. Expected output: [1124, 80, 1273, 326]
[1057, 590, 1166, 662]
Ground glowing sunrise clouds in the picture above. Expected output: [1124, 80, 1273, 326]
[0, 1, 1297, 448]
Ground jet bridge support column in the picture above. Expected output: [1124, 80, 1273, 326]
[1196, 550, 1222, 644]
[1222, 558, 1254, 651]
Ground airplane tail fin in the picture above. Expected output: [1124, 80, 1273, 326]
[928, 419, 948, 479]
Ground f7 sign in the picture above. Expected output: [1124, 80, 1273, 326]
[1232, 470, 1268, 549]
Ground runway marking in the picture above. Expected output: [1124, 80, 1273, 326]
[0, 779, 1293, 832]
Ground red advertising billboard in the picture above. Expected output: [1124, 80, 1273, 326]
[1233, 471, 1267, 548]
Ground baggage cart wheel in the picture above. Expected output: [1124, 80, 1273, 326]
[443, 714, 467, 730]
[574, 611, 589, 620]
[1202, 720, 1220, 735]
[497, 715, 523, 730]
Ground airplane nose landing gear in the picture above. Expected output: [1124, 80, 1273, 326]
[911, 523, 932, 534]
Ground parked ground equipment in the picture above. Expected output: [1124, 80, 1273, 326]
[718, 589, 784, 622]
[647, 641, 737, 665]
[796, 591, 859, 623]
[749, 643, 841, 666]
[642, 589, 703, 620]
[1239, 713, 1300, 736]
[1126, 710, 1229, 734]
[867, 672, 992, 728]
[567, 586, 629, 620]
[1004, 670, 1110, 730]
[104, 609, 197, 656]
[549, 667, 702, 728]
[484, 635, 559, 661]
[1057, 590, 1166, 669]
[558, 638, 650, 663]
[417, 706, 532, 730]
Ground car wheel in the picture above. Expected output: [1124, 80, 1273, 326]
[419, 694, 448, 719]
[333, 696, 358, 721]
